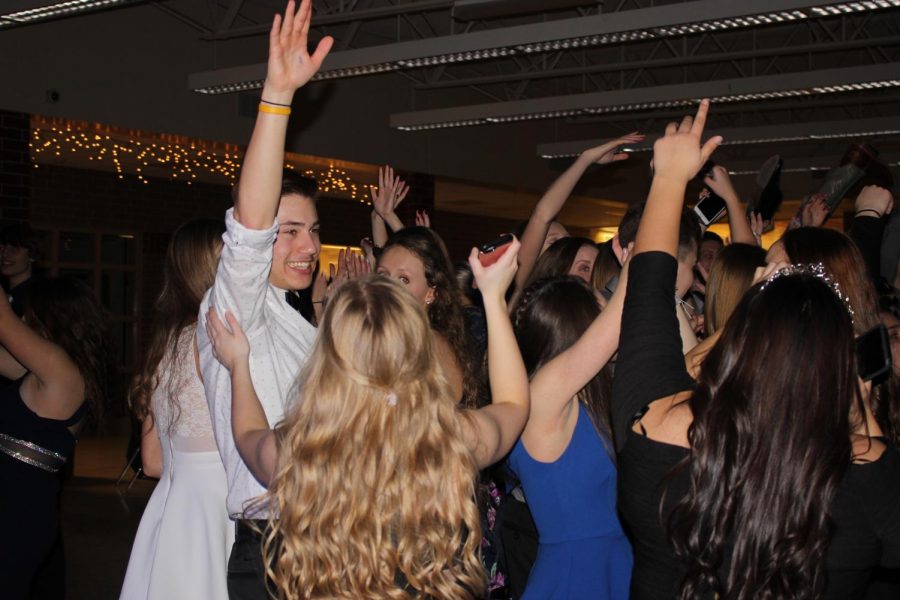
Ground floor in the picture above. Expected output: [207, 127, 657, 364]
[58, 419, 155, 600]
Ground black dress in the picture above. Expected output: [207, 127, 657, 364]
[612, 251, 900, 599]
[0, 377, 85, 599]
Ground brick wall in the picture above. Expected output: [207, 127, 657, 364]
[0, 110, 30, 221]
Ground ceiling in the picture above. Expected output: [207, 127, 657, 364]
[2, 0, 900, 229]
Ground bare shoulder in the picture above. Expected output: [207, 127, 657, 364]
[634, 391, 693, 448]
[851, 435, 887, 464]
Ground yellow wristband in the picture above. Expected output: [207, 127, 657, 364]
[258, 103, 291, 116]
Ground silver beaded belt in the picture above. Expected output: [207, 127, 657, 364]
[0, 433, 67, 473]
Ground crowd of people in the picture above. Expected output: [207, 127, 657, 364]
[2, 1, 900, 598]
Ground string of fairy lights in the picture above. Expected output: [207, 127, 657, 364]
[29, 120, 373, 204]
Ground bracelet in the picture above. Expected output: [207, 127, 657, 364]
[258, 103, 291, 116]
[855, 208, 882, 218]
[260, 99, 291, 108]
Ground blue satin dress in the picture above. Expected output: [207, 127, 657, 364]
[507, 403, 633, 599]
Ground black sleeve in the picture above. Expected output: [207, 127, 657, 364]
[611, 251, 695, 452]
[849, 215, 884, 288]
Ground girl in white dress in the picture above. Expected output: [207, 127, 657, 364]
[120, 219, 234, 600]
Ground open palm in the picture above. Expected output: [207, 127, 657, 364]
[266, 0, 334, 95]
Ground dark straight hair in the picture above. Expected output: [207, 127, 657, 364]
[513, 276, 614, 451]
[668, 273, 861, 599]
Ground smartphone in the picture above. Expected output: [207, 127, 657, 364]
[694, 187, 727, 227]
[479, 234, 514, 267]
[857, 324, 892, 382]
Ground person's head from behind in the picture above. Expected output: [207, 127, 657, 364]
[513, 276, 612, 442]
[528, 237, 599, 285]
[673, 271, 862, 599]
[591, 240, 621, 296]
[768, 227, 879, 333]
[25, 278, 112, 423]
[265, 275, 484, 598]
[614, 202, 701, 297]
[131, 219, 225, 423]
[703, 243, 767, 336]
[454, 261, 481, 308]
[0, 222, 40, 286]
[698, 231, 725, 274]
[269, 171, 320, 292]
[159, 218, 225, 319]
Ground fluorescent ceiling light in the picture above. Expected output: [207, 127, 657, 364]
[0, 0, 133, 27]
[537, 117, 900, 159]
[190, 0, 900, 93]
[390, 63, 900, 131]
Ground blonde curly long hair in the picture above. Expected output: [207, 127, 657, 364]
[261, 275, 486, 599]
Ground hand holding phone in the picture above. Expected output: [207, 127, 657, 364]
[478, 234, 514, 267]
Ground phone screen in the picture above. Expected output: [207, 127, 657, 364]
[857, 324, 892, 382]
[695, 188, 727, 224]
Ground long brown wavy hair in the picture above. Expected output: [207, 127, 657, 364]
[262, 275, 485, 599]
[669, 273, 862, 599]
[130, 219, 224, 425]
[381, 227, 481, 407]
[25, 277, 113, 424]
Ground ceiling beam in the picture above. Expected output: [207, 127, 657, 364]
[389, 63, 900, 130]
[200, 0, 454, 41]
[189, 0, 878, 92]
[536, 116, 900, 158]
[413, 34, 900, 91]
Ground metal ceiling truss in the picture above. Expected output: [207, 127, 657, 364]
[536, 116, 900, 158]
[188, 0, 900, 93]
[389, 63, 900, 130]
[410, 10, 900, 102]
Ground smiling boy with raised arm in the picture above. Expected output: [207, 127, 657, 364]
[195, 1, 333, 597]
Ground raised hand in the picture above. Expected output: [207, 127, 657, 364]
[704, 165, 739, 203]
[206, 309, 250, 372]
[415, 210, 431, 228]
[652, 100, 723, 185]
[468, 237, 520, 302]
[750, 211, 765, 245]
[370, 166, 409, 231]
[326, 247, 371, 296]
[581, 132, 646, 165]
[800, 194, 829, 227]
[265, 0, 334, 98]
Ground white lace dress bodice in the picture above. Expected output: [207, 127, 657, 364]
[121, 324, 233, 600]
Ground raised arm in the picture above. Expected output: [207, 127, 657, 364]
[233, 0, 332, 229]
[637, 102, 721, 257]
[515, 133, 644, 290]
[206, 309, 278, 487]
[850, 185, 894, 286]
[460, 239, 530, 469]
[611, 101, 720, 450]
[527, 258, 630, 430]
[0, 290, 83, 419]
[704, 165, 755, 245]
[370, 166, 409, 237]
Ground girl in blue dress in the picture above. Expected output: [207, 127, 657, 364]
[509, 275, 633, 599]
